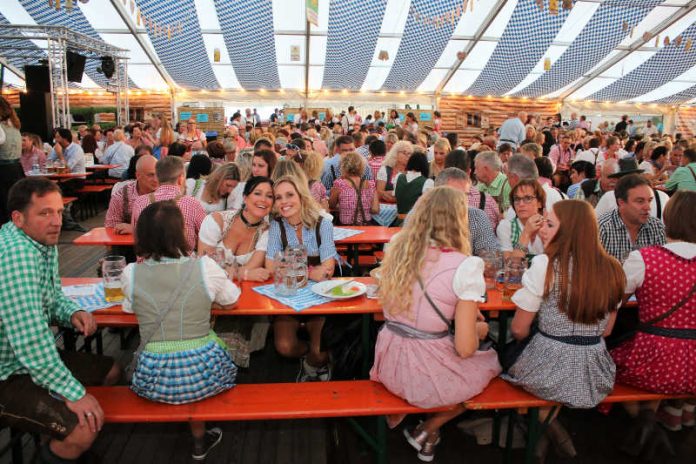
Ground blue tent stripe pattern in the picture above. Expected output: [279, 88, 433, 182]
[18, 0, 137, 89]
[465, 0, 571, 96]
[515, 0, 661, 98]
[214, 0, 279, 90]
[322, 0, 386, 90]
[138, 0, 219, 90]
[0, 13, 46, 69]
[654, 83, 696, 104]
[381, 0, 461, 91]
[589, 22, 696, 102]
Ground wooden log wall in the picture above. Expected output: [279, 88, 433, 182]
[675, 106, 696, 139]
[439, 96, 561, 145]
[2, 91, 172, 121]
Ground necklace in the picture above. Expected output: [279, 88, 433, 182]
[239, 211, 263, 229]
[288, 219, 303, 228]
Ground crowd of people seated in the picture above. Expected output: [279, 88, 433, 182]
[0, 95, 694, 463]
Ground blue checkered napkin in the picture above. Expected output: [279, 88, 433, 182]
[370, 204, 398, 227]
[252, 283, 332, 312]
[333, 227, 367, 241]
[62, 283, 121, 313]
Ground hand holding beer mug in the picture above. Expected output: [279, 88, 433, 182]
[502, 257, 527, 303]
[102, 255, 126, 302]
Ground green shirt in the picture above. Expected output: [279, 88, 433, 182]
[664, 162, 696, 192]
[0, 222, 85, 401]
[477, 172, 512, 212]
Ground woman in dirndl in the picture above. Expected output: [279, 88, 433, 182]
[122, 200, 240, 461]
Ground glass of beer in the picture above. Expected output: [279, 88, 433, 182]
[502, 257, 526, 303]
[102, 255, 126, 302]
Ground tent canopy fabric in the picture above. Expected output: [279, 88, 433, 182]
[1, 0, 695, 104]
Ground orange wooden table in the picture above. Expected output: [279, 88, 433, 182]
[72, 227, 133, 246]
[26, 172, 91, 180]
[334, 226, 400, 275]
[73, 226, 402, 248]
[86, 164, 120, 170]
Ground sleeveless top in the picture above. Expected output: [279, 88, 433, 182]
[131, 258, 213, 344]
[636, 246, 696, 329]
[0, 122, 21, 161]
[395, 174, 427, 214]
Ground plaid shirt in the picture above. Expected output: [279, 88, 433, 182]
[104, 180, 142, 227]
[131, 184, 206, 251]
[598, 209, 666, 264]
[468, 187, 500, 230]
[0, 223, 85, 401]
[469, 208, 500, 255]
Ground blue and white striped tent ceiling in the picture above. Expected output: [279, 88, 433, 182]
[1, 0, 696, 104]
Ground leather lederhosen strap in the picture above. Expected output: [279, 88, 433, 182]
[276, 216, 323, 266]
[652, 188, 662, 220]
[688, 166, 696, 182]
[478, 191, 487, 211]
[122, 182, 131, 224]
[347, 177, 368, 226]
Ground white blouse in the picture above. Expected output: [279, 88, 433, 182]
[185, 178, 227, 214]
[496, 218, 545, 255]
[451, 256, 487, 303]
[623, 242, 696, 294]
[393, 172, 434, 195]
[121, 256, 240, 313]
[198, 210, 269, 266]
[226, 181, 245, 211]
[511, 254, 549, 313]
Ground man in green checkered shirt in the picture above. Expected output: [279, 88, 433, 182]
[0, 177, 119, 463]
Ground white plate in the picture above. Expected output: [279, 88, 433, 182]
[311, 280, 367, 300]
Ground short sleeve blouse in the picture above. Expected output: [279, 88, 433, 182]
[510, 254, 549, 313]
[198, 210, 269, 266]
[266, 216, 336, 263]
[623, 242, 696, 294]
[452, 256, 487, 302]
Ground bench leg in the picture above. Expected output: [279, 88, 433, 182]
[10, 428, 23, 464]
[503, 411, 515, 464]
[524, 408, 540, 464]
[346, 417, 388, 464]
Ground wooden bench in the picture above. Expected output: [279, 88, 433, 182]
[88, 379, 693, 464]
[74, 185, 113, 219]
[89, 380, 448, 464]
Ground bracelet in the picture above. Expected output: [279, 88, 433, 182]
[513, 242, 529, 253]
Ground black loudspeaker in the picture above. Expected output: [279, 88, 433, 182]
[101, 56, 115, 79]
[19, 92, 53, 143]
[66, 51, 86, 83]
[24, 65, 50, 93]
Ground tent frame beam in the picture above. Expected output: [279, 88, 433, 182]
[559, 0, 696, 101]
[434, 0, 509, 95]
[108, 0, 176, 90]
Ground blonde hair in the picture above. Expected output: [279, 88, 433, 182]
[273, 175, 322, 228]
[303, 150, 324, 181]
[379, 187, 471, 315]
[383, 141, 414, 168]
[159, 119, 175, 147]
[236, 148, 254, 180]
[203, 163, 240, 202]
[433, 138, 451, 152]
[340, 151, 366, 177]
[272, 158, 307, 183]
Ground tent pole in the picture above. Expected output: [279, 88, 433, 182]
[304, 19, 310, 108]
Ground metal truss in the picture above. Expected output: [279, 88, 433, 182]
[0, 24, 130, 127]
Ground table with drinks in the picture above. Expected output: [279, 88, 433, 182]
[25, 158, 92, 179]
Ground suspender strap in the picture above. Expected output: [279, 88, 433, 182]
[122, 183, 131, 224]
[688, 166, 696, 182]
[652, 188, 662, 220]
[276, 216, 323, 251]
[347, 178, 368, 225]
[478, 191, 486, 211]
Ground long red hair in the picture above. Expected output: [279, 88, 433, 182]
[543, 200, 625, 324]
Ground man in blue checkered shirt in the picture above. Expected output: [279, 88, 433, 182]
[0, 177, 120, 463]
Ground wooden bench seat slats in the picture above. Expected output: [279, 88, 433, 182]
[88, 381, 449, 423]
[88, 378, 692, 424]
